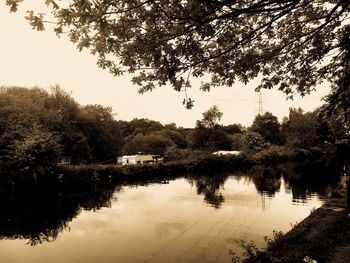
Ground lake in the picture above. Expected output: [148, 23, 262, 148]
[0, 160, 342, 263]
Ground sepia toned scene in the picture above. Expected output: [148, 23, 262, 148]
[1, 1, 350, 262]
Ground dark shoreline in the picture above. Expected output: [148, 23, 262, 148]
[54, 146, 332, 185]
[243, 180, 350, 263]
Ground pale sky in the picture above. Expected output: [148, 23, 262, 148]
[0, 2, 331, 128]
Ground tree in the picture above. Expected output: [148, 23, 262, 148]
[221, 124, 245, 135]
[161, 129, 188, 149]
[12, 127, 61, 172]
[44, 86, 92, 162]
[190, 121, 212, 150]
[7, 1, 350, 113]
[231, 133, 243, 151]
[0, 87, 49, 163]
[190, 106, 231, 151]
[281, 108, 318, 147]
[123, 133, 174, 156]
[80, 104, 122, 162]
[316, 107, 348, 142]
[118, 118, 163, 138]
[200, 105, 223, 129]
[207, 129, 232, 151]
[250, 112, 282, 145]
[321, 25, 350, 128]
[0, 86, 123, 165]
[163, 145, 181, 161]
[240, 131, 266, 153]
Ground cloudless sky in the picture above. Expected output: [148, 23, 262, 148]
[0, 2, 331, 128]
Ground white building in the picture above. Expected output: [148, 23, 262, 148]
[117, 154, 163, 165]
[212, 150, 241, 156]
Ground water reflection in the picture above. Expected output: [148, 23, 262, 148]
[280, 160, 342, 201]
[249, 167, 282, 197]
[188, 175, 227, 208]
[0, 158, 343, 256]
[187, 159, 342, 208]
[248, 159, 342, 200]
[0, 181, 119, 245]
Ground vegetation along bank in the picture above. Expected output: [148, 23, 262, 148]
[1, 86, 347, 183]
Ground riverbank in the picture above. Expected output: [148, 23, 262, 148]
[243, 175, 350, 263]
[54, 145, 333, 185]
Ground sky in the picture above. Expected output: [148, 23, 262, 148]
[0, 2, 331, 128]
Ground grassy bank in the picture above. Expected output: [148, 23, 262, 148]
[242, 175, 349, 263]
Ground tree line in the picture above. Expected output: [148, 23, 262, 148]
[0, 86, 347, 173]
[0, 86, 121, 172]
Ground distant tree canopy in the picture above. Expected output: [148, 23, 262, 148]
[7, 1, 350, 116]
[281, 108, 319, 147]
[240, 131, 266, 153]
[0, 86, 122, 166]
[0, 86, 346, 171]
[190, 106, 232, 151]
[123, 132, 174, 156]
[250, 112, 282, 145]
[199, 105, 223, 129]
[118, 118, 164, 138]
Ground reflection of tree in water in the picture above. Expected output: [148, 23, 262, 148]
[188, 175, 228, 208]
[248, 166, 282, 197]
[0, 158, 344, 245]
[0, 178, 121, 246]
[243, 158, 342, 201]
[186, 158, 343, 208]
[279, 159, 342, 201]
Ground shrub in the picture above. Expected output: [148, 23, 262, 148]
[163, 146, 181, 161]
[241, 131, 266, 153]
[13, 127, 61, 171]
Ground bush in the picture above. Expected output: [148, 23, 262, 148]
[163, 146, 182, 161]
[231, 133, 243, 150]
[252, 145, 324, 163]
[253, 145, 295, 163]
[123, 133, 174, 155]
[241, 131, 266, 153]
[13, 128, 61, 172]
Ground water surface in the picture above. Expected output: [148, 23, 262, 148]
[0, 161, 341, 263]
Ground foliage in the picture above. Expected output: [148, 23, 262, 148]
[190, 121, 232, 151]
[263, 230, 284, 249]
[162, 129, 188, 149]
[163, 146, 182, 161]
[7, 1, 350, 114]
[200, 105, 223, 129]
[235, 240, 261, 260]
[321, 25, 350, 128]
[241, 131, 266, 153]
[0, 86, 123, 166]
[221, 124, 245, 135]
[281, 108, 318, 147]
[252, 145, 298, 163]
[81, 104, 122, 162]
[0, 87, 48, 156]
[231, 133, 243, 151]
[189, 106, 232, 151]
[207, 128, 232, 151]
[118, 118, 163, 138]
[12, 127, 61, 171]
[250, 112, 282, 145]
[123, 132, 174, 156]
